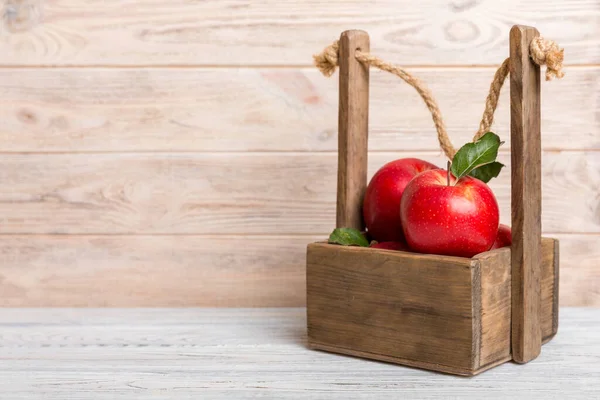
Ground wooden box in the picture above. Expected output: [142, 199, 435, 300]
[306, 26, 560, 376]
[307, 240, 558, 376]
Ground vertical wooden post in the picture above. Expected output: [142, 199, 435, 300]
[509, 25, 542, 363]
[336, 30, 370, 230]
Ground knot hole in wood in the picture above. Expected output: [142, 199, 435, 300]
[3, 0, 42, 33]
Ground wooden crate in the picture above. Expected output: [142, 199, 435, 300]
[306, 25, 559, 376]
[307, 239, 558, 376]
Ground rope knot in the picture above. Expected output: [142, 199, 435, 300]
[314, 41, 339, 77]
[530, 37, 565, 81]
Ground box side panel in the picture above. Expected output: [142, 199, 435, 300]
[476, 249, 512, 367]
[306, 243, 475, 371]
[475, 237, 559, 370]
[541, 237, 559, 341]
[471, 262, 482, 371]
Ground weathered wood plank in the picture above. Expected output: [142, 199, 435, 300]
[509, 25, 542, 363]
[336, 30, 370, 230]
[0, 152, 595, 234]
[0, 0, 597, 66]
[475, 238, 558, 367]
[0, 67, 596, 152]
[0, 234, 595, 307]
[307, 242, 476, 374]
[0, 308, 599, 399]
[476, 248, 512, 366]
[0, 235, 312, 307]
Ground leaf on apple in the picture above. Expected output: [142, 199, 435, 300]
[469, 161, 505, 183]
[450, 132, 504, 182]
[328, 228, 369, 247]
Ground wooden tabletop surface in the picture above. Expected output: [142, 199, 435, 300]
[1, 308, 599, 399]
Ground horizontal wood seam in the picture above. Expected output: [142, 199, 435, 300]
[0, 64, 598, 69]
[0, 149, 595, 155]
[0, 233, 593, 237]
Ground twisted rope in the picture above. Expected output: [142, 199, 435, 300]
[356, 52, 455, 159]
[474, 57, 510, 141]
[314, 36, 565, 159]
[474, 38, 565, 141]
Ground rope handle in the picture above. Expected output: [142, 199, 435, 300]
[314, 36, 564, 159]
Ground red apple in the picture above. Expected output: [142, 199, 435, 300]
[400, 169, 499, 258]
[491, 224, 512, 249]
[363, 158, 438, 242]
[370, 241, 409, 251]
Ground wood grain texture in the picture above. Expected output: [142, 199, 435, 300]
[0, 235, 311, 307]
[0, 308, 599, 399]
[558, 235, 600, 307]
[474, 238, 558, 367]
[0, 67, 597, 152]
[0, 234, 594, 307]
[306, 236, 558, 375]
[307, 242, 477, 374]
[474, 248, 512, 367]
[0, 0, 597, 66]
[544, 238, 560, 338]
[0, 2, 597, 310]
[510, 25, 542, 363]
[336, 30, 369, 230]
[307, 342, 509, 377]
[0, 152, 595, 234]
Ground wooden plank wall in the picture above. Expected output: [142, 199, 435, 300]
[0, 0, 598, 307]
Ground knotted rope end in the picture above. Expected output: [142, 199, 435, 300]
[313, 40, 339, 77]
[530, 37, 565, 81]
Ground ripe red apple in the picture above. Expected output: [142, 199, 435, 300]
[400, 169, 499, 258]
[370, 241, 409, 251]
[363, 158, 438, 242]
[491, 224, 512, 249]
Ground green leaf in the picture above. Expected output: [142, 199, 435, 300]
[328, 228, 369, 247]
[450, 132, 504, 181]
[469, 161, 505, 183]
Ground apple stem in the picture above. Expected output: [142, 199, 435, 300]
[446, 161, 451, 186]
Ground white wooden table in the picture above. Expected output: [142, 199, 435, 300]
[1, 308, 598, 399]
